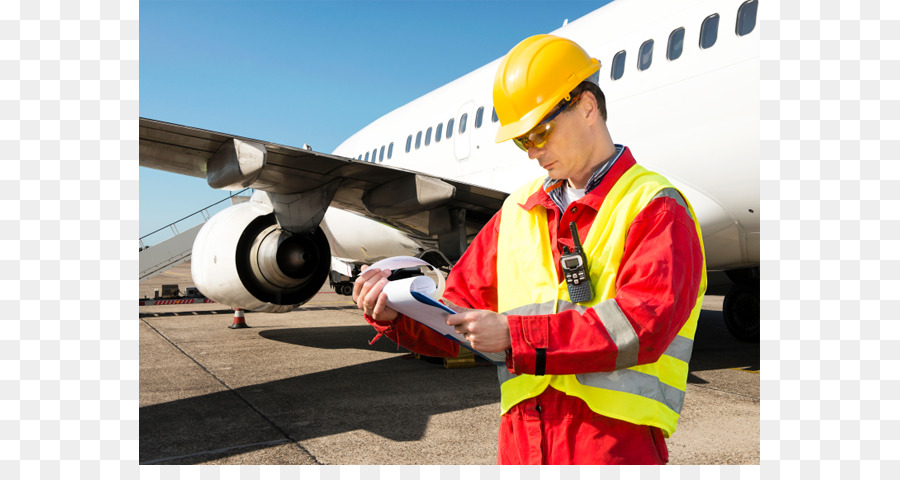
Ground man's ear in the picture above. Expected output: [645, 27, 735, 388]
[580, 91, 599, 123]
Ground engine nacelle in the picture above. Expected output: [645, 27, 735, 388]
[191, 201, 331, 313]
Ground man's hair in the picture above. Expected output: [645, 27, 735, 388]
[569, 80, 607, 122]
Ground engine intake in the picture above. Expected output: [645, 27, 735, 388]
[191, 201, 330, 313]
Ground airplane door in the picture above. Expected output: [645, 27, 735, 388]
[454, 101, 474, 161]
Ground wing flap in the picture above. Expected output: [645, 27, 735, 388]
[139, 117, 507, 252]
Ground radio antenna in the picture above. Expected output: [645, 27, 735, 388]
[569, 222, 583, 253]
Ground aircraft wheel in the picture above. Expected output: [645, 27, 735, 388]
[722, 283, 760, 342]
[340, 283, 354, 296]
[725, 267, 757, 284]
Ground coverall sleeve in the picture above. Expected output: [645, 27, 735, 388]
[363, 313, 460, 358]
[362, 212, 503, 358]
[442, 212, 501, 311]
[505, 196, 704, 375]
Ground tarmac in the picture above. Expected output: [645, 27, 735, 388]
[139, 262, 759, 465]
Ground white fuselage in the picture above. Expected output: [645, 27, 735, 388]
[325, 0, 759, 272]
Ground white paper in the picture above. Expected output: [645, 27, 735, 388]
[367, 256, 505, 365]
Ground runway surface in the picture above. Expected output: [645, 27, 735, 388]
[139, 262, 759, 465]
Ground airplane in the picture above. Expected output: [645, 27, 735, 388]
[140, 0, 761, 341]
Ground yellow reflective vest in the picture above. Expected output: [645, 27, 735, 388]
[496, 164, 707, 437]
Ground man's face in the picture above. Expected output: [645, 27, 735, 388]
[526, 97, 591, 182]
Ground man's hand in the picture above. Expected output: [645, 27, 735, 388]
[352, 266, 399, 322]
[446, 308, 511, 353]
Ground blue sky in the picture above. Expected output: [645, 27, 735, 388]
[139, 0, 612, 242]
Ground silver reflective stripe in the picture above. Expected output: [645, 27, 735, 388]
[652, 188, 693, 220]
[576, 369, 686, 414]
[497, 366, 516, 385]
[501, 301, 556, 316]
[592, 299, 639, 369]
[556, 300, 588, 314]
[664, 334, 694, 363]
[501, 299, 590, 316]
[499, 367, 687, 413]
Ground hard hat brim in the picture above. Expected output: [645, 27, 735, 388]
[494, 102, 557, 144]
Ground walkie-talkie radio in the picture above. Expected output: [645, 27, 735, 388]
[560, 221, 593, 303]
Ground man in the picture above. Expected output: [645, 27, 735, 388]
[353, 34, 706, 465]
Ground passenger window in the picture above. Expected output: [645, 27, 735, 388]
[736, 0, 758, 36]
[611, 50, 626, 80]
[415, 131, 422, 149]
[459, 113, 468, 134]
[372, 149, 377, 162]
[447, 118, 454, 139]
[492, 107, 498, 123]
[475, 107, 484, 128]
[379, 146, 385, 162]
[388, 142, 393, 159]
[436, 123, 443, 142]
[638, 40, 654, 71]
[406, 135, 412, 153]
[667, 28, 685, 61]
[425, 127, 432, 146]
[364, 152, 369, 162]
[700, 13, 720, 49]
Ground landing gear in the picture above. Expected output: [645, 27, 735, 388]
[722, 268, 760, 342]
[336, 283, 354, 296]
[330, 270, 357, 296]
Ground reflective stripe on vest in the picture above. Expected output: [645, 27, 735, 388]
[495, 164, 707, 437]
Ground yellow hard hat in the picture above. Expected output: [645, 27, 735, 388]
[493, 34, 600, 143]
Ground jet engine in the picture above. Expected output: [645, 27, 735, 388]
[190, 200, 331, 313]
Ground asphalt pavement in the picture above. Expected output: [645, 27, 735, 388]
[139, 262, 759, 465]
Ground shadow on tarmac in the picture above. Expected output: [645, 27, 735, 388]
[258, 325, 409, 353]
[140, 308, 757, 464]
[689, 309, 760, 379]
[140, 326, 500, 465]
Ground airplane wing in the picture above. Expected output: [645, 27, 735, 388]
[140, 117, 508, 255]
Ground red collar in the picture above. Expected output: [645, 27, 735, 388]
[518, 147, 637, 211]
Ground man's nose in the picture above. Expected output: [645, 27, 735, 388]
[528, 145, 543, 160]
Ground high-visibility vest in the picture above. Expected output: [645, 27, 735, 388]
[496, 164, 707, 437]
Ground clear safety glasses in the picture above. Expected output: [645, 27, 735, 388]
[513, 93, 582, 152]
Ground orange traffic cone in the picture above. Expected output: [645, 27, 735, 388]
[229, 308, 249, 329]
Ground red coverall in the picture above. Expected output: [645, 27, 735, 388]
[364, 148, 704, 464]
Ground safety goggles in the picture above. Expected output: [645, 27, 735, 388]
[513, 93, 582, 152]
